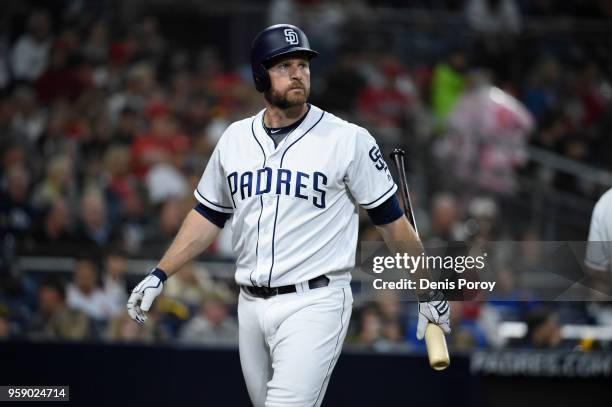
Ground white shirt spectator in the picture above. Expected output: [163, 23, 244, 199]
[466, 0, 522, 34]
[10, 34, 50, 82]
[586, 187, 612, 273]
[145, 163, 188, 204]
[66, 283, 119, 320]
[103, 275, 128, 311]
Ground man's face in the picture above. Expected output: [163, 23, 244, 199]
[74, 261, 97, 293]
[39, 287, 63, 317]
[265, 55, 311, 109]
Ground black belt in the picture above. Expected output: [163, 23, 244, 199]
[242, 275, 330, 299]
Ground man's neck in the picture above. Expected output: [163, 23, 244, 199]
[263, 103, 308, 128]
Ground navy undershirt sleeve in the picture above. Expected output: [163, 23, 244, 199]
[366, 194, 404, 225]
[194, 203, 231, 228]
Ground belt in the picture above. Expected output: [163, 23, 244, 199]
[242, 275, 330, 299]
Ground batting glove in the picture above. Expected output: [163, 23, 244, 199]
[127, 268, 167, 325]
[416, 290, 451, 340]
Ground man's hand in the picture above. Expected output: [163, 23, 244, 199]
[127, 268, 167, 325]
[417, 290, 451, 340]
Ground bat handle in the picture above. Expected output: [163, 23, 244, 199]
[389, 149, 419, 237]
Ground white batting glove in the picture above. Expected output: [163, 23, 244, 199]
[127, 268, 167, 325]
[416, 290, 451, 340]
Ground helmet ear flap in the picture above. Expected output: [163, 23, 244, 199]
[253, 62, 270, 93]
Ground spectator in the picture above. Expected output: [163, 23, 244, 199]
[373, 292, 406, 351]
[111, 107, 141, 146]
[574, 61, 608, 126]
[130, 101, 190, 178]
[375, 291, 404, 330]
[1, 143, 26, 175]
[132, 17, 167, 66]
[465, 197, 500, 242]
[74, 187, 121, 250]
[355, 305, 383, 347]
[143, 198, 189, 256]
[440, 70, 534, 194]
[0, 165, 36, 241]
[118, 181, 150, 253]
[163, 262, 213, 308]
[424, 192, 463, 242]
[107, 311, 156, 343]
[466, 0, 522, 34]
[107, 63, 156, 124]
[27, 196, 76, 255]
[448, 301, 488, 350]
[145, 163, 189, 205]
[522, 306, 562, 349]
[31, 154, 75, 210]
[357, 57, 414, 129]
[10, 86, 46, 143]
[522, 58, 563, 123]
[102, 247, 129, 311]
[10, 11, 52, 82]
[321, 52, 366, 114]
[554, 136, 590, 195]
[103, 144, 133, 204]
[29, 278, 90, 340]
[430, 48, 466, 130]
[35, 42, 84, 103]
[179, 287, 237, 346]
[66, 259, 119, 321]
[81, 21, 109, 66]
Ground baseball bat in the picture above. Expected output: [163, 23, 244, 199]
[389, 148, 450, 371]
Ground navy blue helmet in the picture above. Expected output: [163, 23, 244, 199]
[250, 24, 318, 92]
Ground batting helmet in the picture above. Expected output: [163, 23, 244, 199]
[251, 24, 318, 92]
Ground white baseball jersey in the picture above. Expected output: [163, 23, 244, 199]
[194, 104, 397, 287]
[586, 187, 612, 273]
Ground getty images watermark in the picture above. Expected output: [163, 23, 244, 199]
[370, 252, 496, 292]
[359, 241, 612, 301]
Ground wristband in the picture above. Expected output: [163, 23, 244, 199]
[150, 267, 168, 282]
[418, 289, 445, 302]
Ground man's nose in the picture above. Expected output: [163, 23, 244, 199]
[290, 66, 303, 80]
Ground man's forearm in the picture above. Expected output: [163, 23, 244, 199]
[585, 266, 612, 297]
[156, 209, 222, 277]
[376, 215, 431, 297]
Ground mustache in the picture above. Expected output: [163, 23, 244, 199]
[289, 82, 305, 90]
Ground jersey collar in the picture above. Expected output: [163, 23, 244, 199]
[253, 104, 323, 157]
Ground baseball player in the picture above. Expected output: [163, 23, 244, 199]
[127, 24, 450, 407]
[585, 187, 612, 294]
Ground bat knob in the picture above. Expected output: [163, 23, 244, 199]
[390, 148, 405, 158]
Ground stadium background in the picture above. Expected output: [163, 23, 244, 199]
[1, 0, 611, 405]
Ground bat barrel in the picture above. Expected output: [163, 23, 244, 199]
[425, 324, 450, 370]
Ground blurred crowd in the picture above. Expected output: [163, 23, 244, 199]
[1, 0, 611, 351]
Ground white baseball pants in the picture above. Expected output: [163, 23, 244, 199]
[238, 283, 352, 407]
